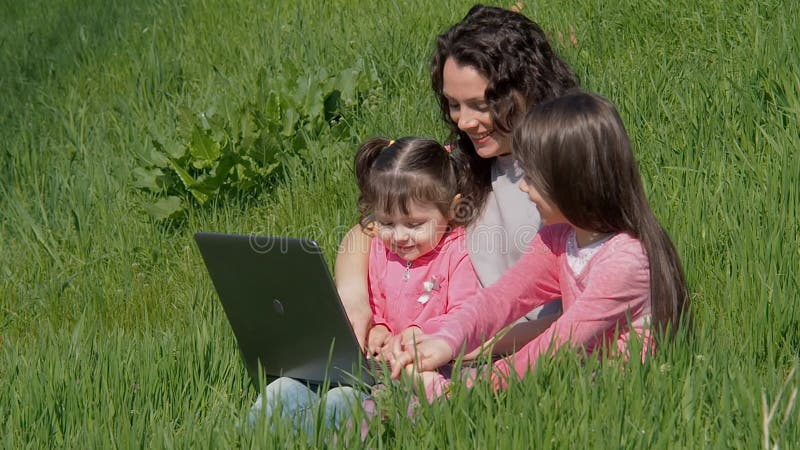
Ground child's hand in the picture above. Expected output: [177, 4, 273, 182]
[366, 325, 391, 359]
[397, 326, 423, 348]
[388, 334, 454, 379]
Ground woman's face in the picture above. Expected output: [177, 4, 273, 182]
[442, 58, 510, 158]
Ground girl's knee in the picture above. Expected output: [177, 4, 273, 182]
[326, 387, 361, 412]
[249, 377, 318, 424]
[323, 386, 363, 426]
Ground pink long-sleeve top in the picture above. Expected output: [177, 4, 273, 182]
[367, 226, 481, 334]
[424, 224, 653, 383]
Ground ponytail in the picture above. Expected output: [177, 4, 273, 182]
[354, 137, 392, 228]
[354, 136, 464, 229]
[355, 137, 392, 194]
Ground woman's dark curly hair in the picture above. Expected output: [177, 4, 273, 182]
[432, 4, 579, 221]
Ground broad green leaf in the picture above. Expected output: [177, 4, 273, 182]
[207, 111, 227, 141]
[292, 75, 309, 109]
[145, 196, 184, 220]
[132, 167, 166, 191]
[238, 154, 267, 178]
[249, 135, 280, 165]
[189, 174, 219, 197]
[240, 110, 259, 149]
[170, 159, 196, 189]
[264, 91, 281, 124]
[281, 108, 298, 137]
[337, 67, 360, 107]
[262, 161, 280, 177]
[301, 72, 326, 119]
[204, 105, 217, 119]
[149, 149, 170, 168]
[188, 189, 209, 204]
[306, 94, 324, 122]
[176, 106, 196, 140]
[164, 141, 185, 159]
[211, 127, 227, 144]
[256, 67, 270, 102]
[199, 106, 217, 130]
[189, 153, 236, 195]
[189, 125, 221, 168]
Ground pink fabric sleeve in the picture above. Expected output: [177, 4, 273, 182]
[423, 226, 564, 354]
[492, 241, 650, 387]
[413, 247, 481, 334]
[367, 238, 392, 331]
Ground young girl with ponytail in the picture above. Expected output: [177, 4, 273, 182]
[247, 136, 481, 431]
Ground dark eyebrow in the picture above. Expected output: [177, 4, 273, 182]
[442, 92, 487, 105]
[405, 216, 431, 223]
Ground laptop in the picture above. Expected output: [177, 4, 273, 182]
[194, 232, 374, 388]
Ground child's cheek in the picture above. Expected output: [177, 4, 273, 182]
[419, 230, 439, 250]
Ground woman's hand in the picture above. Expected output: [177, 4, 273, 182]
[397, 326, 423, 347]
[388, 333, 454, 379]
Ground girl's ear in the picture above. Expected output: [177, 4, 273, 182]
[448, 194, 463, 220]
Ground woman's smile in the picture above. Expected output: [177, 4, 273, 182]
[442, 57, 510, 158]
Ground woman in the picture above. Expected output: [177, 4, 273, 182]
[336, 5, 579, 357]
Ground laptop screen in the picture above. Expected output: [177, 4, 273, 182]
[195, 232, 374, 387]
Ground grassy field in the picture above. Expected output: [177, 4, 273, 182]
[1, 0, 798, 447]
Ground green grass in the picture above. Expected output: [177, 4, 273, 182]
[1, 0, 798, 447]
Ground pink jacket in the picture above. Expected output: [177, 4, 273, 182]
[424, 224, 653, 385]
[368, 226, 481, 334]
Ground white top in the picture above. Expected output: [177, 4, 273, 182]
[565, 229, 614, 275]
[466, 155, 540, 286]
[466, 155, 567, 321]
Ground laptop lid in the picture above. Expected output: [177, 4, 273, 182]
[194, 232, 374, 387]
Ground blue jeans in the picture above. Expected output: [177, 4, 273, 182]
[246, 377, 363, 435]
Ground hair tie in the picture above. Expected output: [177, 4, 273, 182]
[387, 139, 395, 147]
[443, 143, 453, 154]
